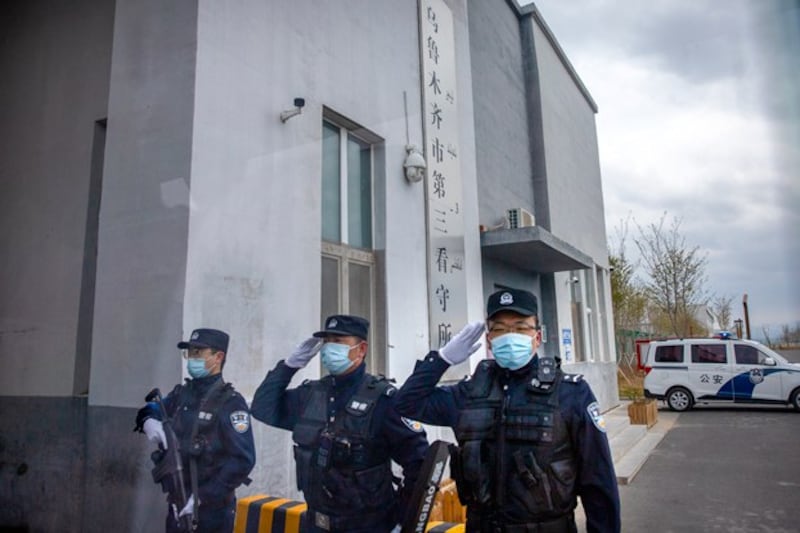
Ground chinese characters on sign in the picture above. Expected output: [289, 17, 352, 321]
[420, 0, 468, 363]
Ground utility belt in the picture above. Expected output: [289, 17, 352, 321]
[474, 510, 576, 533]
[308, 507, 391, 532]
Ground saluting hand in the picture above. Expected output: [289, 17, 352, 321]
[285, 337, 323, 369]
[439, 321, 485, 365]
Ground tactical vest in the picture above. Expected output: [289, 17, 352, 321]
[169, 379, 238, 501]
[291, 375, 396, 528]
[451, 358, 579, 525]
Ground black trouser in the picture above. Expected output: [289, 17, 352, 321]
[165, 499, 236, 533]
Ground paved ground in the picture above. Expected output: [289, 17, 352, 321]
[576, 404, 800, 532]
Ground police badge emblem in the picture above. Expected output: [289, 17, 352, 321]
[587, 401, 606, 432]
[328, 318, 338, 328]
[191, 331, 199, 341]
[230, 411, 250, 433]
[500, 292, 513, 305]
[401, 417, 424, 433]
[749, 368, 764, 385]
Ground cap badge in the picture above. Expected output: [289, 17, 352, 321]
[500, 292, 513, 305]
[190, 331, 199, 340]
[328, 318, 338, 328]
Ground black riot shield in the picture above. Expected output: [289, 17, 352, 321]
[401, 439, 451, 533]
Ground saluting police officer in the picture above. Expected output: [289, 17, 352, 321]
[135, 328, 256, 533]
[394, 289, 621, 533]
[251, 315, 429, 533]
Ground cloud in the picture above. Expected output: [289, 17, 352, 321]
[530, 0, 800, 325]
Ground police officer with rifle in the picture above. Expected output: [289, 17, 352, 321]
[251, 315, 429, 533]
[135, 328, 256, 532]
[394, 289, 621, 533]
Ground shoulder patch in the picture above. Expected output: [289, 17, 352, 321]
[230, 410, 251, 434]
[562, 373, 583, 383]
[401, 417, 424, 433]
[586, 401, 606, 433]
[384, 386, 397, 397]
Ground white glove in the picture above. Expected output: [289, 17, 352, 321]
[439, 321, 485, 365]
[285, 337, 323, 369]
[178, 494, 195, 518]
[142, 418, 168, 449]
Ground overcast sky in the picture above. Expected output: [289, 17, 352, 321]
[526, 0, 800, 331]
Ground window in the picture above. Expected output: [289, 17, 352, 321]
[569, 271, 585, 362]
[691, 344, 727, 364]
[321, 116, 383, 373]
[655, 345, 684, 363]
[735, 344, 770, 365]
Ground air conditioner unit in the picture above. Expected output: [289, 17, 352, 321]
[507, 207, 535, 229]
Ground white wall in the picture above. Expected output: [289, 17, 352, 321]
[186, 0, 480, 496]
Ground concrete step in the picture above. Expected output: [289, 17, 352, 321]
[614, 431, 666, 485]
[603, 410, 630, 440]
[608, 424, 648, 463]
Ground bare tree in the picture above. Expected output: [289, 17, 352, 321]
[609, 217, 649, 372]
[634, 214, 709, 337]
[710, 294, 734, 331]
[762, 326, 773, 347]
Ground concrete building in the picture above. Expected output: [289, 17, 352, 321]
[0, 0, 618, 530]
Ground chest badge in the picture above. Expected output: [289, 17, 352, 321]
[230, 410, 250, 433]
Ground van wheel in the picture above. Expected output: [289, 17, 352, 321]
[666, 387, 693, 412]
[790, 388, 800, 412]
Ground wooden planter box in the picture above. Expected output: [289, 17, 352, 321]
[628, 399, 658, 428]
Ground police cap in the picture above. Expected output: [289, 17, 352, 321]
[177, 328, 230, 353]
[486, 288, 538, 319]
[313, 315, 369, 340]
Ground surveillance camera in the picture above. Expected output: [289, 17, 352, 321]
[293, 97, 305, 108]
[570, 276, 579, 284]
[609, 266, 615, 272]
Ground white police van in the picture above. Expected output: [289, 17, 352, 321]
[642, 337, 800, 412]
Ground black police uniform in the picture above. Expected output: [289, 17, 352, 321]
[251, 361, 429, 533]
[137, 369, 255, 532]
[394, 352, 621, 533]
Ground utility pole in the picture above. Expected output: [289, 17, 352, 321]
[742, 293, 751, 340]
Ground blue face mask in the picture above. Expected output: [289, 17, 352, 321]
[187, 358, 210, 379]
[321, 342, 356, 375]
[491, 333, 534, 370]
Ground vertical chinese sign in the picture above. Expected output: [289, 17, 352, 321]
[420, 0, 469, 376]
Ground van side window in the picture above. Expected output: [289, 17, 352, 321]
[734, 345, 759, 365]
[735, 344, 772, 365]
[655, 345, 683, 363]
[691, 344, 727, 364]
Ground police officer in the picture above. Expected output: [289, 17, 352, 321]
[135, 328, 256, 533]
[394, 289, 621, 533]
[251, 315, 429, 533]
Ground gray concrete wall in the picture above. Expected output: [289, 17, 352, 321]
[88, 0, 198, 409]
[0, 0, 115, 397]
[530, 17, 610, 266]
[467, 0, 535, 229]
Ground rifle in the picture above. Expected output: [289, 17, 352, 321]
[146, 388, 196, 532]
[401, 440, 451, 533]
